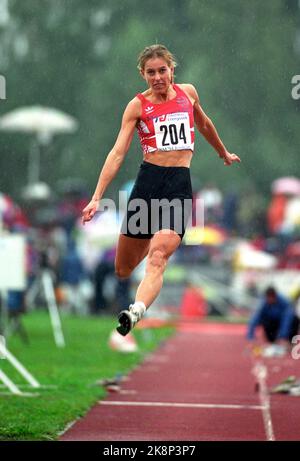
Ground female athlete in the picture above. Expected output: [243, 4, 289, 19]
[82, 44, 241, 335]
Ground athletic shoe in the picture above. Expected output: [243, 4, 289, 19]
[116, 304, 145, 336]
[108, 330, 138, 353]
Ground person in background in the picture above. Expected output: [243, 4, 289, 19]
[290, 286, 300, 329]
[59, 240, 87, 315]
[247, 286, 299, 347]
[93, 246, 131, 314]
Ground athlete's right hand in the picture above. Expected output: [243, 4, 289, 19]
[82, 198, 99, 225]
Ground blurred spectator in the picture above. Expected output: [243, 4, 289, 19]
[247, 286, 299, 345]
[222, 189, 239, 233]
[5, 290, 29, 343]
[277, 241, 300, 269]
[196, 183, 223, 225]
[237, 187, 267, 238]
[267, 193, 288, 235]
[60, 240, 84, 285]
[93, 247, 131, 314]
[282, 195, 300, 235]
[58, 240, 90, 315]
[290, 286, 300, 323]
[7, 290, 25, 314]
[180, 283, 208, 319]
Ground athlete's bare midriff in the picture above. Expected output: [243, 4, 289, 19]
[143, 149, 193, 168]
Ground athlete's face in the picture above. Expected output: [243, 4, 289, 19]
[141, 57, 174, 93]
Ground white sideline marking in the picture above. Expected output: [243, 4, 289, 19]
[42, 271, 65, 348]
[58, 418, 79, 437]
[0, 392, 39, 397]
[0, 342, 40, 388]
[144, 355, 169, 363]
[252, 362, 275, 441]
[0, 336, 6, 359]
[119, 390, 137, 395]
[138, 366, 160, 372]
[99, 400, 264, 411]
[0, 369, 23, 395]
[0, 384, 57, 389]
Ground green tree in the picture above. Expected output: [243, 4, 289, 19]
[0, 0, 299, 201]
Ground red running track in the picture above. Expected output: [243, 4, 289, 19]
[60, 323, 300, 441]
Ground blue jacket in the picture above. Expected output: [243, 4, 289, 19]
[247, 294, 295, 340]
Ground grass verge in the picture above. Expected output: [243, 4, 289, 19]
[0, 310, 174, 440]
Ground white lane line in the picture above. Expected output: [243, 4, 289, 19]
[144, 355, 170, 363]
[57, 418, 79, 437]
[252, 361, 275, 441]
[138, 366, 160, 372]
[99, 400, 264, 411]
[0, 384, 57, 389]
[119, 390, 137, 395]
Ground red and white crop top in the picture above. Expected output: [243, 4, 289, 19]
[136, 84, 195, 154]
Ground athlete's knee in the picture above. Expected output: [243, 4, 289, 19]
[147, 247, 168, 272]
[115, 264, 134, 279]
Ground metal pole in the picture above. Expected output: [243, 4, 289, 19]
[0, 290, 8, 337]
[0, 342, 40, 388]
[28, 137, 40, 184]
[42, 270, 65, 348]
[0, 369, 23, 395]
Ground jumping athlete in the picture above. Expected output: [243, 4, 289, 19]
[82, 44, 241, 336]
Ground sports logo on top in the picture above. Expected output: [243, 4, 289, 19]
[153, 112, 192, 151]
[145, 105, 154, 114]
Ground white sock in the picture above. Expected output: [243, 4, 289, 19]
[130, 301, 146, 315]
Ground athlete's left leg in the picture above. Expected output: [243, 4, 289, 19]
[134, 230, 181, 307]
[117, 230, 181, 335]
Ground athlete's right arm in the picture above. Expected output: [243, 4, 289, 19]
[82, 98, 141, 224]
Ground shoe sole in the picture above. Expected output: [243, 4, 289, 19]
[116, 311, 132, 336]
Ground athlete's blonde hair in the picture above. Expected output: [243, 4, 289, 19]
[137, 44, 177, 71]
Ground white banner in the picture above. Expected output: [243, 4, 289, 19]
[0, 235, 26, 290]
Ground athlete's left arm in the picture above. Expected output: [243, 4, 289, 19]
[182, 84, 241, 166]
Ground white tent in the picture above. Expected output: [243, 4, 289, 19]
[0, 106, 78, 184]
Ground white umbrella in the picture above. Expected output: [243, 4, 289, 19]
[22, 182, 52, 201]
[0, 105, 78, 140]
[0, 105, 78, 183]
[235, 242, 277, 270]
[271, 176, 300, 196]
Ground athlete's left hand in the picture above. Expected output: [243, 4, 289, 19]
[221, 151, 241, 166]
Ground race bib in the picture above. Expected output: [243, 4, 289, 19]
[153, 112, 192, 151]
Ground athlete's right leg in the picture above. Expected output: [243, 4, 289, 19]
[115, 234, 150, 279]
[115, 235, 150, 336]
[106, 234, 149, 347]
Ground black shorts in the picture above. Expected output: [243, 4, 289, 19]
[121, 161, 193, 239]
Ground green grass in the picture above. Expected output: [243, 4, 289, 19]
[0, 310, 174, 441]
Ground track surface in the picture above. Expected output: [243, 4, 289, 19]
[60, 323, 300, 441]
